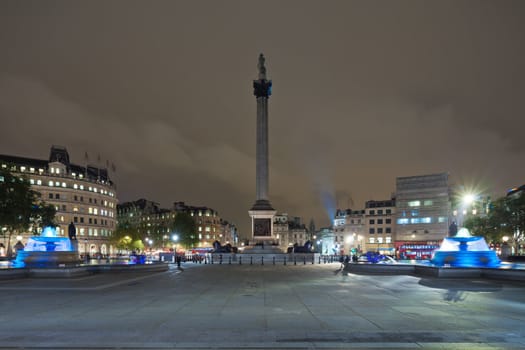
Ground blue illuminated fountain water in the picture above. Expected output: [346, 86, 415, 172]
[431, 228, 500, 268]
[14, 226, 80, 268]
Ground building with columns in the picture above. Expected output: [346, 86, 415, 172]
[0, 146, 118, 257]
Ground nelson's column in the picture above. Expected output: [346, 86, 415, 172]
[248, 54, 278, 245]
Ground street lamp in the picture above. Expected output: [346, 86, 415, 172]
[172, 234, 180, 266]
[84, 238, 88, 262]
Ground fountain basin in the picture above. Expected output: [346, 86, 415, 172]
[15, 251, 80, 268]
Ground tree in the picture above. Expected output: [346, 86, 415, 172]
[464, 194, 525, 254]
[31, 201, 57, 234]
[111, 220, 143, 252]
[0, 167, 40, 256]
[171, 212, 198, 249]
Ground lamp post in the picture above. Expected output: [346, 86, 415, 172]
[172, 234, 180, 266]
[147, 238, 153, 260]
[84, 238, 88, 263]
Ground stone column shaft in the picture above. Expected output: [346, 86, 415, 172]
[256, 96, 269, 201]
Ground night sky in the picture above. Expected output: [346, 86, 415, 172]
[1, 1, 524, 237]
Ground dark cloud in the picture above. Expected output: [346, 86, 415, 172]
[1, 0, 524, 236]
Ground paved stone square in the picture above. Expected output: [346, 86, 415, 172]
[0, 263, 524, 349]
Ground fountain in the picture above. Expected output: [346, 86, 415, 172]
[14, 226, 80, 268]
[431, 228, 500, 268]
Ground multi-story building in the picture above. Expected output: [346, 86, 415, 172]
[394, 173, 450, 259]
[0, 146, 118, 257]
[172, 201, 228, 248]
[273, 213, 289, 249]
[333, 209, 366, 254]
[272, 214, 311, 251]
[117, 199, 174, 249]
[117, 200, 236, 251]
[364, 199, 396, 255]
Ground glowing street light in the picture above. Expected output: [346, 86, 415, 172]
[462, 193, 476, 206]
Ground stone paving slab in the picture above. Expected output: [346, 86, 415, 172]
[0, 263, 524, 349]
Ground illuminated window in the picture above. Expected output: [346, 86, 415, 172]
[397, 218, 409, 224]
[74, 184, 78, 189]
[61, 182, 66, 187]
[198, 227, 202, 232]
[88, 207, 93, 214]
[80, 185, 84, 190]
[205, 226, 211, 232]
[56, 168, 60, 174]
[206, 212, 210, 217]
[438, 217, 447, 223]
[377, 237, 383, 243]
[20, 166, 26, 172]
[408, 201, 421, 207]
[30, 167, 35, 172]
[94, 208, 98, 215]
[30, 179, 35, 184]
[386, 237, 392, 243]
[55, 182, 60, 186]
[37, 180, 42, 185]
[369, 237, 375, 244]
[79, 228, 85, 236]
[48, 181, 54, 186]
[424, 200, 433, 206]
[50, 168, 55, 174]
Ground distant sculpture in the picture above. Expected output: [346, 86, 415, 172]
[287, 240, 313, 253]
[212, 240, 234, 253]
[68, 222, 77, 240]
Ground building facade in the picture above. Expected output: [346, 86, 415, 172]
[394, 173, 450, 259]
[333, 209, 366, 255]
[364, 199, 396, 255]
[117, 200, 237, 251]
[117, 199, 174, 250]
[1, 146, 118, 257]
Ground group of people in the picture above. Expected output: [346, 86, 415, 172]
[338, 254, 358, 269]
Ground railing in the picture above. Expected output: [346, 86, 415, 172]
[178, 254, 340, 266]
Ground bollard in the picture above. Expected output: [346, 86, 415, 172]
[303, 256, 306, 265]
[261, 256, 264, 265]
[228, 256, 231, 265]
[250, 256, 253, 265]
[219, 254, 223, 264]
[273, 256, 275, 265]
[294, 257, 297, 265]
[211, 256, 214, 264]
[312, 256, 314, 264]
[239, 256, 242, 265]
[318, 256, 321, 264]
[284, 257, 287, 265]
